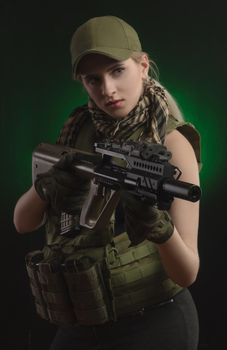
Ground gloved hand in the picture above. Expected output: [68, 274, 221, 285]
[122, 193, 174, 245]
[34, 153, 89, 214]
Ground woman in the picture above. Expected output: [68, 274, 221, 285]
[14, 16, 201, 350]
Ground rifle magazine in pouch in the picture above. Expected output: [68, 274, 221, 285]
[63, 256, 114, 325]
[25, 250, 76, 326]
[26, 250, 49, 321]
[38, 260, 76, 326]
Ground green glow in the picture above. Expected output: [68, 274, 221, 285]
[47, 82, 88, 142]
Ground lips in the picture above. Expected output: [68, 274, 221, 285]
[106, 99, 124, 106]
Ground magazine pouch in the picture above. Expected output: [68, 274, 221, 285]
[62, 255, 115, 325]
[25, 250, 76, 326]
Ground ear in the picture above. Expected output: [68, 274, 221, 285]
[140, 54, 149, 79]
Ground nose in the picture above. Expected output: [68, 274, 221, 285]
[101, 76, 116, 97]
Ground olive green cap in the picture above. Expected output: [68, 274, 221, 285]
[70, 16, 142, 79]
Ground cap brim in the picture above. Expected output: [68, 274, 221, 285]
[73, 47, 134, 78]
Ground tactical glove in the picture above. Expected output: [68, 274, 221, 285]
[122, 193, 174, 245]
[34, 153, 89, 214]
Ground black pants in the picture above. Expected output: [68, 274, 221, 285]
[49, 288, 199, 350]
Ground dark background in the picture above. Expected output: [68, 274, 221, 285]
[1, 0, 226, 349]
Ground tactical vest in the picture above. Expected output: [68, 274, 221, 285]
[26, 107, 201, 327]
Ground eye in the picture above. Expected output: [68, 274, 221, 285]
[112, 67, 125, 76]
[85, 76, 100, 86]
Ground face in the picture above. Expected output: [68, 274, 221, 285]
[78, 53, 149, 119]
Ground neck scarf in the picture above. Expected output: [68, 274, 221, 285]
[88, 79, 169, 144]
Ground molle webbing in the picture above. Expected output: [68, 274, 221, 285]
[25, 234, 182, 327]
[26, 251, 76, 326]
[107, 234, 182, 317]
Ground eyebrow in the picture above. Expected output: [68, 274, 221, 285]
[106, 62, 125, 72]
[81, 62, 125, 79]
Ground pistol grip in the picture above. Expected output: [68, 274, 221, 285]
[80, 180, 120, 230]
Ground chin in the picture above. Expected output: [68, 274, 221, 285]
[108, 109, 130, 119]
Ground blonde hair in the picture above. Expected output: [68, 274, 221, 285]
[154, 80, 184, 122]
[131, 51, 184, 122]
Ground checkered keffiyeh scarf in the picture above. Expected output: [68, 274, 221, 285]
[88, 79, 169, 143]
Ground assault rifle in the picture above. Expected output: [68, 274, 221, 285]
[32, 140, 201, 232]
